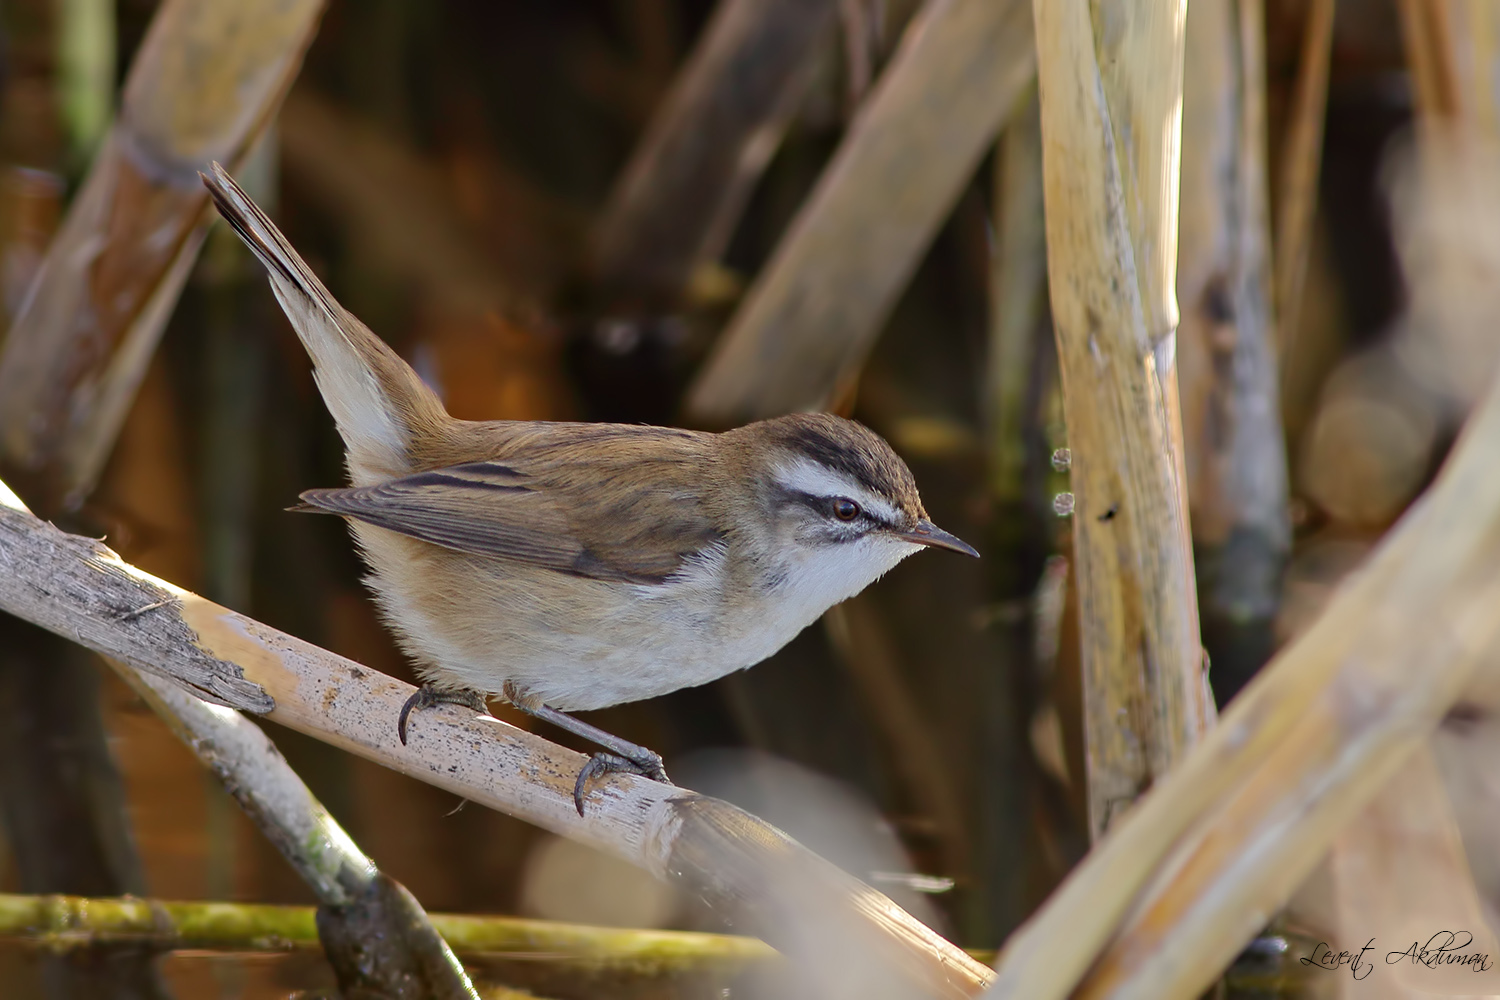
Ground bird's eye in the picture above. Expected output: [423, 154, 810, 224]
[832, 498, 861, 521]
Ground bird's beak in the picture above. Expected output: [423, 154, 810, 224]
[894, 520, 980, 558]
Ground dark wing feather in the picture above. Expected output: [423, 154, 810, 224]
[298, 450, 722, 585]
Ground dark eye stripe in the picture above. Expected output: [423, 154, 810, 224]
[778, 488, 898, 528]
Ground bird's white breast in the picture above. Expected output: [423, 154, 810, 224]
[355, 521, 922, 713]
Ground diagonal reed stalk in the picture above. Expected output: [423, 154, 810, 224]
[985, 316, 1500, 997]
[686, 0, 1036, 424]
[0, 477, 995, 999]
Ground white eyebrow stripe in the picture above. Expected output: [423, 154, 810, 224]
[773, 457, 902, 524]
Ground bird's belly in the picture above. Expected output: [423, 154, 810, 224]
[354, 526, 826, 712]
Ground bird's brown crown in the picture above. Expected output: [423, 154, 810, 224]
[750, 412, 925, 521]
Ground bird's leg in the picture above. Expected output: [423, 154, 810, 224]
[397, 684, 491, 745]
[526, 703, 671, 781]
[502, 682, 671, 815]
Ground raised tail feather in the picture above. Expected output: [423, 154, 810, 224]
[201, 162, 445, 484]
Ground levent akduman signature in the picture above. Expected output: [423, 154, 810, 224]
[1301, 931, 1494, 980]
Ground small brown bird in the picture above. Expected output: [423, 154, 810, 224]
[202, 164, 977, 812]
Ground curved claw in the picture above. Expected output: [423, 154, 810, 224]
[397, 691, 422, 746]
[573, 751, 673, 816]
[574, 753, 626, 815]
[397, 686, 490, 746]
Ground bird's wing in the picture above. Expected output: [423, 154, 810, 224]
[297, 456, 722, 585]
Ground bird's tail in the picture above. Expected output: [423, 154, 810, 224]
[201, 162, 446, 484]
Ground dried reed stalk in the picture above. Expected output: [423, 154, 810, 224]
[589, 0, 840, 302]
[0, 484, 477, 997]
[1396, 0, 1500, 142]
[0, 0, 325, 511]
[1272, 0, 1334, 362]
[0, 891, 776, 973]
[0, 10, 323, 992]
[985, 345, 1500, 998]
[0, 480, 994, 999]
[1031, 0, 1208, 839]
[1467, 0, 1499, 136]
[686, 0, 1035, 424]
[1397, 0, 1463, 120]
[129, 669, 479, 998]
[1176, 0, 1287, 700]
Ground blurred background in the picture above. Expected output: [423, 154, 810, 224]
[0, 0, 1491, 996]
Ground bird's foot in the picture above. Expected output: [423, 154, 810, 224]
[502, 690, 672, 814]
[397, 684, 491, 745]
[574, 748, 672, 816]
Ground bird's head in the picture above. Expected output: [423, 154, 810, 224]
[725, 413, 977, 601]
